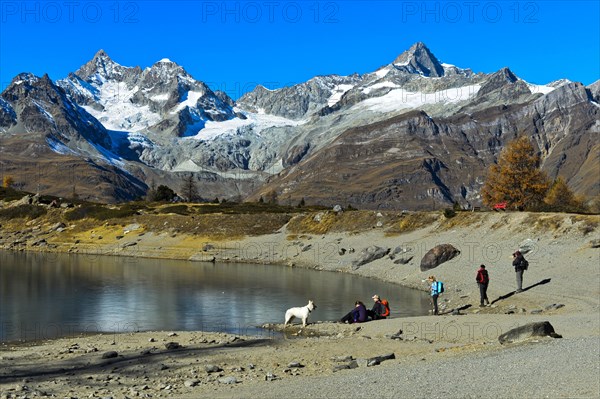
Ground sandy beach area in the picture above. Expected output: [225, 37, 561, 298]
[1, 211, 599, 398]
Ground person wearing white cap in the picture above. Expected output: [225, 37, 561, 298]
[367, 294, 388, 320]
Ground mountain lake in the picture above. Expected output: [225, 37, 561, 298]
[0, 250, 431, 342]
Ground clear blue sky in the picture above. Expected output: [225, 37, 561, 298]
[1, 1, 599, 99]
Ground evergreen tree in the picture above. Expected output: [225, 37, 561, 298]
[544, 177, 586, 213]
[152, 185, 176, 202]
[481, 136, 550, 210]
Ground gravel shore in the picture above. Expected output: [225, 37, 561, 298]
[208, 336, 600, 399]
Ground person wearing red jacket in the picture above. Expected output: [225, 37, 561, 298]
[476, 264, 490, 307]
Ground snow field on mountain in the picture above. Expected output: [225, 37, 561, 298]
[185, 111, 305, 141]
[90, 141, 125, 167]
[525, 82, 557, 95]
[355, 84, 482, 113]
[327, 84, 355, 106]
[46, 137, 78, 155]
[82, 79, 161, 132]
[172, 90, 205, 114]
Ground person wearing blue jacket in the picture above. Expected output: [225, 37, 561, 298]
[428, 275, 441, 315]
[340, 301, 368, 323]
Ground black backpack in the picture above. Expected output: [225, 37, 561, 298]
[520, 258, 529, 271]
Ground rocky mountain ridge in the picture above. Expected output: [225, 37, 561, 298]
[58, 50, 239, 136]
[0, 43, 598, 207]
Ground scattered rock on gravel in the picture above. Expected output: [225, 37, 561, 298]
[332, 355, 354, 362]
[164, 342, 181, 350]
[205, 365, 223, 373]
[352, 246, 390, 270]
[101, 351, 118, 359]
[394, 256, 413, 265]
[332, 361, 358, 372]
[184, 379, 200, 387]
[386, 330, 403, 340]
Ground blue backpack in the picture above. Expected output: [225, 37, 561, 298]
[436, 281, 445, 294]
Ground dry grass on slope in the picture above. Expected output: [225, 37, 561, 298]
[137, 213, 293, 238]
[384, 212, 439, 235]
[522, 213, 599, 237]
[287, 210, 410, 235]
[436, 211, 488, 230]
[286, 210, 442, 236]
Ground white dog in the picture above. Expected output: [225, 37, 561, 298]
[284, 300, 317, 328]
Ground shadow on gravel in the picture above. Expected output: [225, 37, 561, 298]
[0, 338, 272, 383]
[440, 304, 472, 315]
[491, 278, 552, 305]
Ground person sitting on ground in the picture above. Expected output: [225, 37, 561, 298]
[340, 301, 368, 324]
[367, 294, 389, 320]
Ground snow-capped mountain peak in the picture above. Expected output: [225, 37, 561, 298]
[392, 42, 445, 77]
[143, 58, 194, 85]
[8, 72, 41, 87]
[548, 79, 573, 88]
[57, 51, 236, 135]
[93, 49, 116, 64]
[75, 49, 135, 83]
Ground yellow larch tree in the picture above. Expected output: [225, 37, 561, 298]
[481, 136, 550, 210]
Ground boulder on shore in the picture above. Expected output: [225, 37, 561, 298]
[498, 321, 562, 344]
[420, 244, 460, 271]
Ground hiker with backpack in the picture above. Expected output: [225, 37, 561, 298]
[367, 294, 390, 320]
[427, 275, 443, 315]
[512, 251, 528, 293]
[476, 265, 490, 307]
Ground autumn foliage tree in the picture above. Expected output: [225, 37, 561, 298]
[3, 175, 14, 188]
[544, 177, 586, 213]
[481, 136, 550, 210]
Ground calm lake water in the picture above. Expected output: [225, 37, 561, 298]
[0, 251, 431, 342]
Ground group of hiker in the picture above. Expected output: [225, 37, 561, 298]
[342, 250, 529, 321]
[340, 294, 390, 324]
[427, 250, 529, 315]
